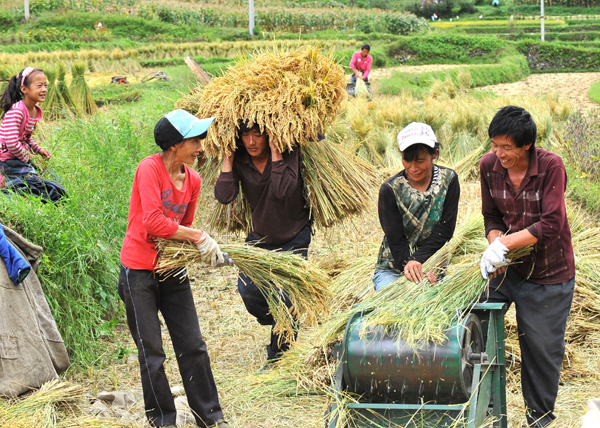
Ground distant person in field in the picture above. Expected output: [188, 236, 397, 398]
[119, 110, 232, 428]
[373, 122, 460, 290]
[350, 43, 373, 83]
[214, 121, 311, 370]
[0, 67, 66, 202]
[479, 106, 575, 428]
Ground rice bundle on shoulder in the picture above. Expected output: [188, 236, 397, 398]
[176, 45, 378, 231]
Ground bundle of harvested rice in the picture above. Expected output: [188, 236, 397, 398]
[175, 45, 346, 157]
[41, 65, 65, 121]
[70, 62, 97, 115]
[199, 137, 378, 233]
[56, 62, 79, 116]
[301, 139, 379, 229]
[155, 239, 331, 341]
[353, 77, 371, 100]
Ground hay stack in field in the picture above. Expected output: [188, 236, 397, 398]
[176, 45, 346, 157]
[40, 66, 65, 121]
[56, 62, 79, 116]
[180, 46, 378, 231]
[70, 62, 97, 115]
[155, 239, 331, 341]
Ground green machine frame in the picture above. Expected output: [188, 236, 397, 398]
[328, 302, 507, 428]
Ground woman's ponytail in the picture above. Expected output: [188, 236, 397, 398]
[1, 74, 23, 115]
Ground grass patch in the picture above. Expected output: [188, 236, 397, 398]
[385, 33, 508, 65]
[378, 53, 529, 96]
[589, 79, 600, 104]
[0, 65, 197, 367]
[518, 39, 600, 71]
[566, 164, 600, 218]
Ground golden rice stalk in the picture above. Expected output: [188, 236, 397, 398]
[155, 239, 331, 341]
[301, 139, 379, 229]
[56, 62, 79, 116]
[175, 45, 346, 157]
[353, 77, 370, 100]
[40, 65, 65, 121]
[0, 380, 118, 427]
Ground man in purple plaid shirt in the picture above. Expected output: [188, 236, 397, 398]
[478, 106, 575, 428]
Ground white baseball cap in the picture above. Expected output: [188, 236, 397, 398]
[397, 122, 437, 152]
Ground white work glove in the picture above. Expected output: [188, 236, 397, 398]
[195, 231, 224, 268]
[480, 238, 509, 279]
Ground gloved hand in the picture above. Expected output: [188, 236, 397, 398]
[480, 238, 509, 279]
[195, 231, 224, 268]
[216, 252, 235, 268]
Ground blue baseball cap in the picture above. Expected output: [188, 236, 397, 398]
[154, 109, 216, 150]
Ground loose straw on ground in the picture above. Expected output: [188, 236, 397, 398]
[0, 380, 117, 427]
[155, 239, 331, 341]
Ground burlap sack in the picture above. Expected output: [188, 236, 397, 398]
[0, 226, 69, 396]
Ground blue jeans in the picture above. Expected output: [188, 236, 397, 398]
[372, 269, 401, 290]
[351, 74, 369, 84]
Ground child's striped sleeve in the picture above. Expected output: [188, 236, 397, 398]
[0, 109, 32, 162]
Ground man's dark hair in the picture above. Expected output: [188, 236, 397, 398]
[361, 43, 371, 51]
[488, 105, 537, 148]
[402, 143, 439, 162]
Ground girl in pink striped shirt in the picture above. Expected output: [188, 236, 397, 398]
[0, 67, 52, 187]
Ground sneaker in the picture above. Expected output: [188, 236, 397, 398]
[209, 419, 233, 428]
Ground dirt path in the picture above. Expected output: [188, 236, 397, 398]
[477, 72, 600, 111]
[368, 64, 468, 80]
[369, 64, 600, 111]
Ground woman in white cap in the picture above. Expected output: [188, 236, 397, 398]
[118, 110, 232, 428]
[373, 122, 460, 290]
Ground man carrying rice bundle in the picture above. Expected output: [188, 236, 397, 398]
[373, 122, 460, 290]
[214, 121, 311, 371]
[479, 106, 575, 428]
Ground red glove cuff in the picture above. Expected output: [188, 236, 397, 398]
[194, 231, 206, 244]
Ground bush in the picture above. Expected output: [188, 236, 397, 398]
[458, 1, 479, 14]
[518, 40, 600, 71]
[386, 33, 506, 64]
[405, 0, 455, 18]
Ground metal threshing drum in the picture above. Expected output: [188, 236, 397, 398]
[342, 312, 484, 404]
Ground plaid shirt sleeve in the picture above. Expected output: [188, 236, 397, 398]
[480, 156, 508, 238]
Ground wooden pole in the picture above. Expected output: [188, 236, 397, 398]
[24, 0, 30, 20]
[249, 0, 255, 36]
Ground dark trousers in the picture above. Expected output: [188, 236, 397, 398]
[238, 224, 311, 360]
[480, 267, 575, 428]
[118, 266, 223, 427]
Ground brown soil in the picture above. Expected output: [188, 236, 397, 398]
[478, 72, 600, 112]
[370, 64, 600, 111]
[368, 64, 468, 81]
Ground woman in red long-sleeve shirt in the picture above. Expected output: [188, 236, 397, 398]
[119, 110, 232, 428]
